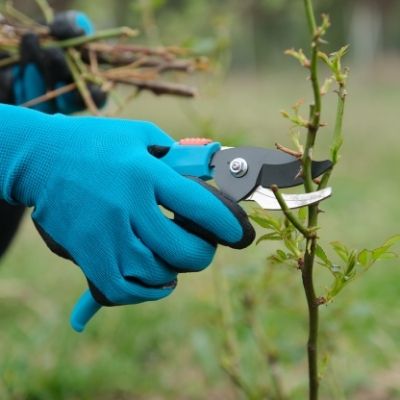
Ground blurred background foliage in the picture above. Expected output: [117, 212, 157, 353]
[9, 0, 400, 69]
[1, 0, 400, 399]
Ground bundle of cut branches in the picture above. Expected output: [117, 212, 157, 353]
[0, 1, 208, 115]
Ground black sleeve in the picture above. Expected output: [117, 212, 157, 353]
[0, 51, 15, 104]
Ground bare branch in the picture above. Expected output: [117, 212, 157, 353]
[21, 83, 76, 108]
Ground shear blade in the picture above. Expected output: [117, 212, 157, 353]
[212, 147, 333, 202]
[246, 186, 332, 210]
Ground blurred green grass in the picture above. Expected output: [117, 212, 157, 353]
[1, 68, 400, 399]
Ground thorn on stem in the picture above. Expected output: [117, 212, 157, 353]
[295, 168, 304, 181]
[313, 177, 321, 185]
[316, 297, 327, 306]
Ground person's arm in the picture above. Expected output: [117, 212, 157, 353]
[0, 104, 254, 308]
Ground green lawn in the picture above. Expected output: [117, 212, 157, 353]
[1, 68, 399, 399]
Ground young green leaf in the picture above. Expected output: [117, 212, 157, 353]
[326, 235, 399, 301]
[277, 249, 288, 260]
[284, 48, 310, 68]
[343, 251, 357, 279]
[382, 234, 400, 248]
[284, 236, 301, 258]
[268, 250, 287, 265]
[330, 241, 350, 263]
[256, 232, 282, 245]
[358, 235, 400, 268]
[377, 252, 398, 261]
[315, 244, 332, 267]
[357, 249, 372, 267]
[250, 210, 282, 231]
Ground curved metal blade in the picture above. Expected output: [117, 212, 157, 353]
[212, 147, 333, 202]
[258, 159, 333, 188]
[246, 186, 332, 210]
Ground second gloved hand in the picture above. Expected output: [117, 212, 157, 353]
[10, 11, 106, 114]
[0, 105, 255, 306]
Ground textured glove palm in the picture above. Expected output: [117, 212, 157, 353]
[0, 105, 254, 306]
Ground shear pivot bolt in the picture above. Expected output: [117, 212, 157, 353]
[229, 158, 248, 177]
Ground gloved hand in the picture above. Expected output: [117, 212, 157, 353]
[0, 105, 255, 305]
[0, 11, 107, 260]
[0, 11, 106, 114]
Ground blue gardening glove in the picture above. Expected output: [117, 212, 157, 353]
[0, 105, 255, 306]
[0, 12, 106, 260]
[3, 11, 106, 114]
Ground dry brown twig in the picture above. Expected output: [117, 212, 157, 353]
[275, 142, 303, 158]
[0, 2, 208, 113]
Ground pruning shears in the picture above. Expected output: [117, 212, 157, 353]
[71, 138, 332, 332]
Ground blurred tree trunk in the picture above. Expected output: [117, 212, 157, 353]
[349, 0, 397, 66]
[232, 0, 258, 71]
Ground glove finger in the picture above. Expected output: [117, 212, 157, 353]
[133, 199, 217, 273]
[54, 82, 107, 114]
[83, 225, 178, 305]
[155, 170, 255, 249]
[33, 219, 177, 306]
[49, 11, 94, 39]
[119, 235, 177, 289]
[87, 273, 176, 307]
